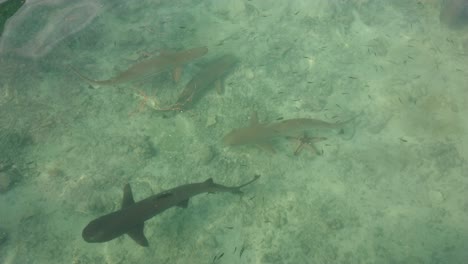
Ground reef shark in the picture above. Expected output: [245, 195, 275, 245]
[71, 46, 208, 87]
[82, 175, 259, 247]
[223, 112, 358, 153]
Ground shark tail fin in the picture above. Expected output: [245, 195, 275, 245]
[228, 175, 261, 194]
[204, 175, 260, 194]
[69, 66, 103, 88]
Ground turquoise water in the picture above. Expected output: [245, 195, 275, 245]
[0, 0, 467, 263]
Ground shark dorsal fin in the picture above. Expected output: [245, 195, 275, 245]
[122, 184, 135, 208]
[127, 223, 149, 247]
[249, 111, 259, 126]
[204, 178, 214, 184]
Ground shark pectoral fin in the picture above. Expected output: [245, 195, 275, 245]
[257, 142, 276, 153]
[127, 223, 149, 247]
[122, 184, 136, 208]
[177, 199, 190, 208]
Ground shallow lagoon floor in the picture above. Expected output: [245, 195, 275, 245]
[0, 0, 467, 263]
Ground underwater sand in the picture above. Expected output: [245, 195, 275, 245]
[0, 0, 467, 263]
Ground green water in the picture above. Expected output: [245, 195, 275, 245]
[0, 0, 467, 263]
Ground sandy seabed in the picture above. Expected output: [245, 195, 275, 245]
[0, 0, 467, 263]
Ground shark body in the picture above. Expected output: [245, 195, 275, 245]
[223, 112, 355, 152]
[82, 175, 259, 246]
[71, 46, 208, 87]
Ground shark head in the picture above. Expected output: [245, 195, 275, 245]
[82, 217, 113, 243]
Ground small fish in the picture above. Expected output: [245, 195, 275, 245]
[240, 246, 245, 257]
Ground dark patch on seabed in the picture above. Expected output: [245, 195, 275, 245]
[0, 0, 25, 36]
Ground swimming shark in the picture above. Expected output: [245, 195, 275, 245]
[82, 175, 260, 247]
[71, 46, 208, 87]
[223, 112, 358, 153]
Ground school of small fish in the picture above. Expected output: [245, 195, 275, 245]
[72, 45, 358, 155]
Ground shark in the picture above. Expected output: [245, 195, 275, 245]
[174, 54, 238, 108]
[223, 112, 357, 153]
[71, 46, 208, 87]
[157, 54, 238, 111]
[82, 175, 260, 247]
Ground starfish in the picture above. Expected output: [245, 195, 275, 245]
[292, 133, 327, 156]
[128, 88, 160, 117]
